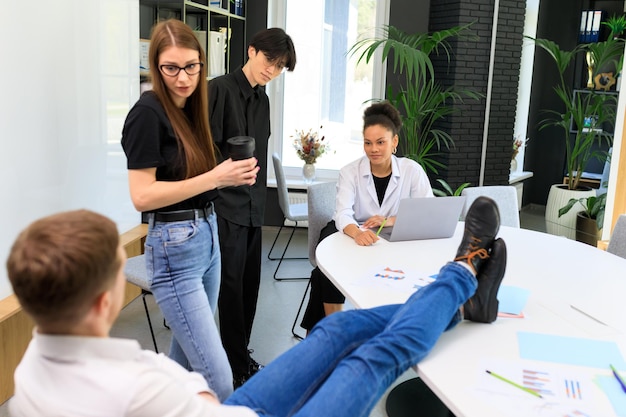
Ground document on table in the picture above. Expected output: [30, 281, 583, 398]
[351, 267, 530, 316]
[472, 357, 624, 416]
[517, 332, 626, 369]
[497, 285, 530, 315]
[349, 265, 437, 294]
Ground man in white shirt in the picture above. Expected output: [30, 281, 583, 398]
[8, 210, 253, 417]
[8, 199, 505, 416]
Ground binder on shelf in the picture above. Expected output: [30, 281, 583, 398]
[209, 31, 226, 78]
[139, 39, 150, 75]
[579, 10, 603, 43]
[579, 11, 588, 43]
[590, 10, 602, 42]
[193, 31, 207, 55]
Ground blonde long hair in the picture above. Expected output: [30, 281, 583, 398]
[148, 19, 217, 178]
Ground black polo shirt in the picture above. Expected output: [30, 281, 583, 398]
[121, 91, 217, 212]
[208, 67, 270, 227]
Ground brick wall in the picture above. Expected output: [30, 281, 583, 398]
[427, 0, 525, 191]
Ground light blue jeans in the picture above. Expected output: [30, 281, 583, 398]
[225, 262, 475, 417]
[145, 211, 233, 401]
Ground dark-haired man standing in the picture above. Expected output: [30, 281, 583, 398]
[208, 28, 297, 388]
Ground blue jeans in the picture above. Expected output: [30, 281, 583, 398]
[225, 262, 476, 416]
[145, 211, 233, 401]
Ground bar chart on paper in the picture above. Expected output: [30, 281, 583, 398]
[517, 367, 588, 402]
[475, 358, 608, 417]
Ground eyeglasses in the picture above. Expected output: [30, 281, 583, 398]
[261, 53, 286, 73]
[159, 62, 204, 77]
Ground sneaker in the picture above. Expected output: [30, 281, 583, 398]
[248, 350, 264, 376]
[464, 238, 507, 323]
[454, 196, 500, 274]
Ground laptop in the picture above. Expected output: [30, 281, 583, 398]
[377, 196, 466, 242]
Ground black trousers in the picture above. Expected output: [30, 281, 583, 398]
[300, 221, 346, 331]
[217, 217, 262, 376]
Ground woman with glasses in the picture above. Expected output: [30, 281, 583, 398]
[121, 19, 259, 401]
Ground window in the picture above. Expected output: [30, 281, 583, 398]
[269, 0, 389, 177]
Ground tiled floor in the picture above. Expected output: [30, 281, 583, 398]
[0, 205, 547, 417]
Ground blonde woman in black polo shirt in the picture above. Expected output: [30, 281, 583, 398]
[121, 19, 258, 401]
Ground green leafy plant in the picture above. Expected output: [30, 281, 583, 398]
[602, 14, 626, 39]
[432, 179, 470, 197]
[349, 25, 482, 175]
[558, 192, 607, 230]
[528, 26, 624, 191]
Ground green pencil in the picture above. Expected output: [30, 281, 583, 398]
[376, 217, 388, 236]
[486, 370, 543, 398]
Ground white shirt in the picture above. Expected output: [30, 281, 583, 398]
[10, 332, 257, 417]
[334, 155, 434, 233]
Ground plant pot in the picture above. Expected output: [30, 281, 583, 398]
[545, 184, 596, 240]
[575, 212, 602, 246]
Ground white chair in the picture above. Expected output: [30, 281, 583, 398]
[461, 185, 520, 228]
[124, 254, 159, 352]
[291, 181, 337, 339]
[607, 214, 626, 259]
[268, 153, 309, 280]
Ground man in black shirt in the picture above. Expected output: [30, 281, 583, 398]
[208, 28, 297, 388]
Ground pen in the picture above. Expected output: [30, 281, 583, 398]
[610, 364, 626, 393]
[376, 217, 388, 236]
[486, 370, 543, 398]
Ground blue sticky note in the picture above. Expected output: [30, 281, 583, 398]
[596, 374, 626, 416]
[497, 285, 530, 315]
[518, 332, 626, 369]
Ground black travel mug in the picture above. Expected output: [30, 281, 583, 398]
[227, 136, 255, 160]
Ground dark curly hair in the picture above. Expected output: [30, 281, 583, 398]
[363, 101, 403, 137]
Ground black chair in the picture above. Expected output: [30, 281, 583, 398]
[386, 377, 456, 417]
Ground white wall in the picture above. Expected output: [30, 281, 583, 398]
[0, 0, 140, 299]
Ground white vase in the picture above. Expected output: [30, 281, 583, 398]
[545, 184, 596, 240]
[510, 158, 518, 172]
[302, 163, 316, 184]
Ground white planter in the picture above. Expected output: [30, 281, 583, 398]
[545, 184, 596, 239]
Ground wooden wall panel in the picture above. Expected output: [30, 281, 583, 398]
[610, 115, 626, 232]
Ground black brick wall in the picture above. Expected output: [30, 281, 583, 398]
[426, 0, 525, 191]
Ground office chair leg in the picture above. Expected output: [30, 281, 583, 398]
[291, 280, 311, 340]
[268, 221, 308, 261]
[141, 290, 159, 353]
[267, 223, 286, 260]
[273, 221, 309, 281]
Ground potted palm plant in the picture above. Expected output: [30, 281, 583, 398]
[558, 192, 606, 246]
[529, 19, 624, 239]
[348, 25, 482, 175]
